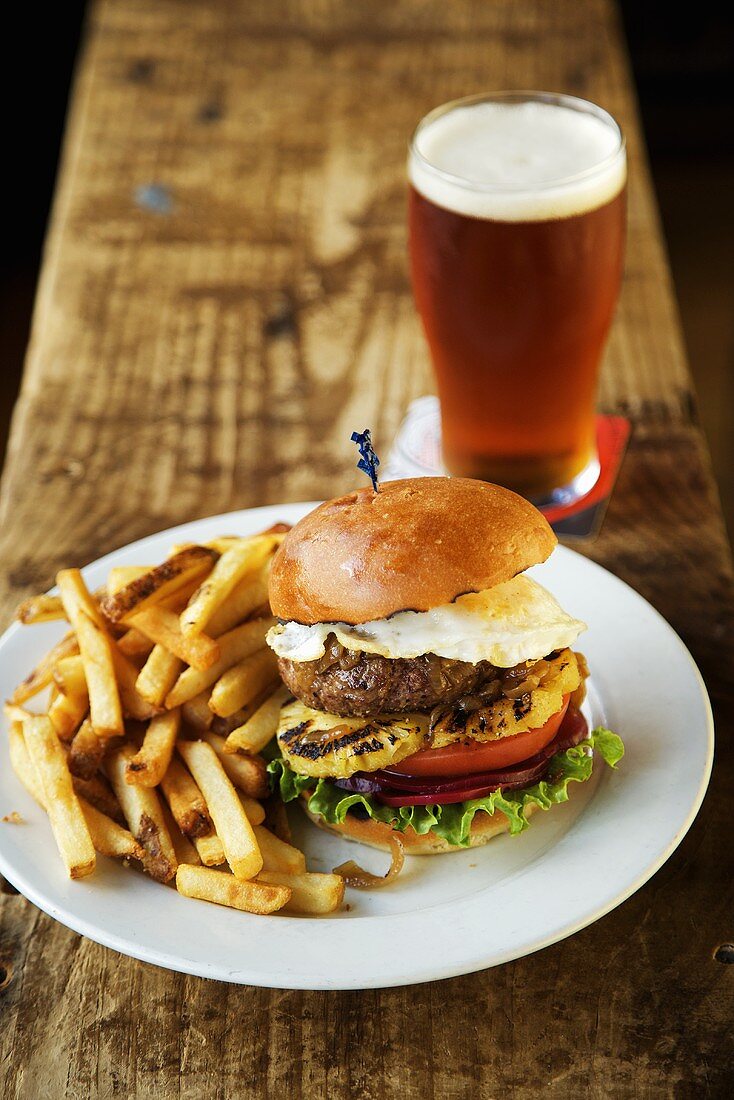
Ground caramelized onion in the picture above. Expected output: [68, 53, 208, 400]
[427, 677, 502, 733]
[501, 658, 554, 698]
[333, 835, 405, 889]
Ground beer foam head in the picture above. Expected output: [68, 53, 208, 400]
[409, 97, 626, 222]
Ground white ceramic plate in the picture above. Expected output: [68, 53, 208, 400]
[0, 504, 713, 989]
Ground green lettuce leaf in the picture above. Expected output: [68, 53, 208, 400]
[267, 727, 624, 849]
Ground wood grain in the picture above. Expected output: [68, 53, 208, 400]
[1, 0, 732, 1096]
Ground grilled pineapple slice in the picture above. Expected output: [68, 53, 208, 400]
[277, 701, 430, 779]
[430, 649, 584, 748]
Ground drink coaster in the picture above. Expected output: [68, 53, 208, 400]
[382, 396, 630, 540]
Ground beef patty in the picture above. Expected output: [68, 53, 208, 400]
[277, 634, 500, 717]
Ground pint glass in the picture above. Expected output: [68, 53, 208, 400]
[408, 92, 627, 502]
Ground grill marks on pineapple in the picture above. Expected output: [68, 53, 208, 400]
[280, 721, 384, 761]
[276, 701, 428, 778]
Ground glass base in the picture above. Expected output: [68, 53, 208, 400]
[383, 397, 602, 510]
[529, 454, 601, 508]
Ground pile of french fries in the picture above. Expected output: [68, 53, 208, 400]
[4, 526, 344, 917]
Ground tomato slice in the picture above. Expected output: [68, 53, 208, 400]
[385, 696, 571, 778]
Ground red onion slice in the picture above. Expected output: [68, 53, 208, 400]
[334, 775, 383, 795]
[372, 756, 549, 793]
[375, 785, 510, 808]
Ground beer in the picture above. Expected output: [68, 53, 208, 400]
[408, 93, 626, 501]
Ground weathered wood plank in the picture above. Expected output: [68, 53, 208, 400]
[0, 1, 732, 1097]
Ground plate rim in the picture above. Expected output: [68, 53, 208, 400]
[0, 502, 715, 989]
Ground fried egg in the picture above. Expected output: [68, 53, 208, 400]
[266, 575, 586, 668]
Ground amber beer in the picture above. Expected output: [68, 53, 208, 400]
[408, 93, 627, 501]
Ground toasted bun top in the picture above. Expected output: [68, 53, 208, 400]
[269, 477, 556, 625]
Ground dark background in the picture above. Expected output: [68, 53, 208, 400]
[2, 3, 732, 535]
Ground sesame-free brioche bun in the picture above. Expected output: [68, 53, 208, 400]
[299, 793, 539, 855]
[269, 477, 556, 625]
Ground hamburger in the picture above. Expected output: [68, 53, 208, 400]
[266, 477, 622, 854]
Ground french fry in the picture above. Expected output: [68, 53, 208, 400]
[171, 525, 287, 558]
[106, 746, 177, 882]
[208, 529, 287, 553]
[208, 648, 279, 718]
[176, 864, 291, 915]
[224, 685, 289, 754]
[177, 740, 263, 880]
[6, 526, 335, 922]
[181, 690, 214, 731]
[117, 628, 155, 660]
[4, 702, 35, 726]
[238, 793, 266, 826]
[205, 538, 245, 555]
[161, 779, 264, 842]
[167, 541, 195, 555]
[10, 723, 140, 862]
[260, 522, 291, 536]
[52, 654, 86, 696]
[57, 571, 123, 738]
[16, 593, 66, 624]
[125, 708, 181, 787]
[71, 771, 125, 826]
[209, 694, 266, 736]
[100, 546, 219, 624]
[159, 756, 212, 838]
[110, 643, 162, 721]
[193, 831, 226, 867]
[136, 645, 183, 708]
[129, 606, 220, 671]
[55, 571, 108, 629]
[48, 687, 89, 743]
[10, 631, 79, 705]
[162, 768, 263, 832]
[209, 683, 277, 734]
[180, 536, 278, 637]
[68, 719, 106, 779]
[161, 801, 201, 866]
[253, 826, 306, 874]
[206, 562, 272, 637]
[8, 722, 47, 807]
[114, 581, 201, 652]
[257, 871, 345, 915]
[78, 798, 146, 863]
[199, 730, 269, 798]
[106, 566, 150, 595]
[159, 578, 206, 611]
[164, 618, 274, 709]
[16, 585, 108, 626]
[23, 716, 96, 879]
[77, 611, 123, 735]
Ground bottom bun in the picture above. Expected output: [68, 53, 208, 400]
[299, 793, 539, 856]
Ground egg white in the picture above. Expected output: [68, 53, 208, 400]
[266, 575, 586, 668]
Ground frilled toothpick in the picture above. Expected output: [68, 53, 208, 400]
[351, 429, 380, 492]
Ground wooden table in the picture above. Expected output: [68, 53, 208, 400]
[1, 1, 732, 1095]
